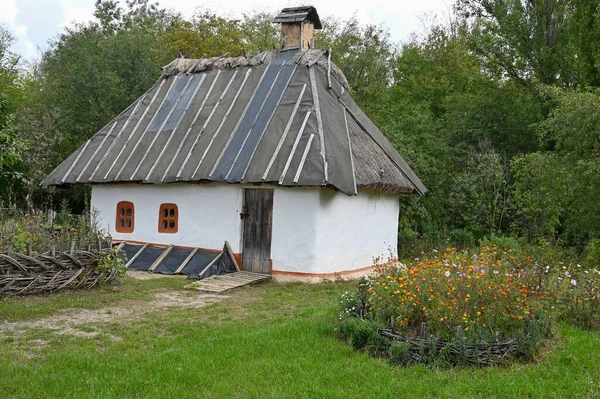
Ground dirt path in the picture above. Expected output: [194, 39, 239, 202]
[0, 291, 228, 339]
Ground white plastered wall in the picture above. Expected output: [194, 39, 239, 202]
[91, 183, 399, 275]
[91, 183, 244, 252]
[271, 187, 399, 275]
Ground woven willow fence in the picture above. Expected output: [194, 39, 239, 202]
[0, 250, 118, 296]
[378, 328, 525, 366]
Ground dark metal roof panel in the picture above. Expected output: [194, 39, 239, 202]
[43, 50, 425, 196]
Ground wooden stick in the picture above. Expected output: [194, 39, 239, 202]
[174, 247, 198, 274]
[26, 242, 32, 256]
[125, 243, 149, 269]
[149, 245, 174, 272]
[197, 252, 223, 279]
[327, 47, 332, 89]
[224, 241, 240, 272]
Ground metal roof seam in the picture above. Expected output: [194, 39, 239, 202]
[159, 74, 210, 181]
[223, 65, 285, 181]
[279, 108, 312, 184]
[209, 65, 270, 179]
[192, 68, 253, 179]
[241, 64, 298, 182]
[103, 78, 167, 180]
[177, 69, 238, 179]
[131, 75, 196, 180]
[145, 74, 206, 181]
[88, 94, 146, 181]
[60, 140, 90, 184]
[262, 83, 307, 181]
[293, 133, 315, 183]
[309, 66, 327, 184]
[75, 121, 118, 182]
[168, 70, 222, 180]
[115, 75, 179, 180]
[343, 108, 358, 195]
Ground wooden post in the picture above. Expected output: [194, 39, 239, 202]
[70, 239, 75, 254]
[7, 242, 12, 256]
[51, 241, 56, 257]
[26, 242, 32, 256]
[97, 237, 102, 252]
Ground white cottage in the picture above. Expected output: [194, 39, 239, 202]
[43, 6, 427, 279]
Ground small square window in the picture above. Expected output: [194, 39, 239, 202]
[116, 201, 134, 233]
[158, 203, 178, 234]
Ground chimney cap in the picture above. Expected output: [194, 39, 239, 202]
[272, 6, 322, 29]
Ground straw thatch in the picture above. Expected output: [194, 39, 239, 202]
[161, 49, 350, 91]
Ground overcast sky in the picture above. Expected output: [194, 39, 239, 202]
[1, 0, 452, 60]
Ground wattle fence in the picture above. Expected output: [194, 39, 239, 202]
[0, 249, 119, 296]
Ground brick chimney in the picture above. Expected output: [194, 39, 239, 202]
[273, 6, 322, 51]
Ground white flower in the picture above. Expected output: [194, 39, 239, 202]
[444, 270, 450, 278]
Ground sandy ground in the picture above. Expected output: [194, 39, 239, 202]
[0, 290, 228, 340]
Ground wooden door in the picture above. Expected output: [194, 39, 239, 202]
[242, 189, 273, 274]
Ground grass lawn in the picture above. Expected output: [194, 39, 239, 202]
[1, 277, 599, 398]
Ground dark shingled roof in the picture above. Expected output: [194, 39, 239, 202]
[43, 48, 427, 196]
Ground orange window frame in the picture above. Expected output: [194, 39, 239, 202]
[158, 203, 178, 234]
[115, 201, 135, 233]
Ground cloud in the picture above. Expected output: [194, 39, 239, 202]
[8, 0, 450, 60]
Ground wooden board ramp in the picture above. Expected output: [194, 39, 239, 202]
[185, 271, 270, 293]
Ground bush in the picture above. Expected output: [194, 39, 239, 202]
[96, 247, 127, 277]
[586, 239, 600, 266]
[449, 229, 475, 247]
[337, 317, 380, 351]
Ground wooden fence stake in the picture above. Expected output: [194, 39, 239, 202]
[70, 239, 75, 254]
[7, 242, 12, 256]
[26, 242, 32, 256]
[51, 241, 56, 257]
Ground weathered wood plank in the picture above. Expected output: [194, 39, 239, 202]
[225, 241, 240, 272]
[175, 247, 199, 274]
[187, 271, 270, 293]
[125, 243, 149, 269]
[197, 252, 224, 279]
[242, 189, 273, 275]
[149, 245, 174, 272]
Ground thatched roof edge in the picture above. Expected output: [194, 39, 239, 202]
[161, 49, 349, 90]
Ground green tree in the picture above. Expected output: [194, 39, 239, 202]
[0, 26, 26, 204]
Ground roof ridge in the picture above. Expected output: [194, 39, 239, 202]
[161, 49, 349, 90]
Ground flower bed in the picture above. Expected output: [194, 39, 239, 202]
[338, 246, 559, 366]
